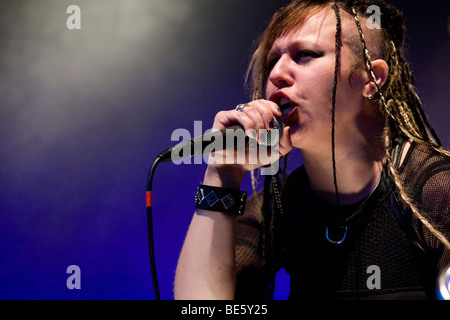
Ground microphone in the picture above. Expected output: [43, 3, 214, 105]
[157, 116, 283, 163]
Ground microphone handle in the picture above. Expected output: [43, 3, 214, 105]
[158, 125, 252, 163]
[158, 116, 283, 163]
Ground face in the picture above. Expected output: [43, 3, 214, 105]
[264, 7, 370, 154]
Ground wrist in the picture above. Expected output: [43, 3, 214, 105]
[203, 165, 246, 189]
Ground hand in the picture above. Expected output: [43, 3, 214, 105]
[204, 100, 293, 185]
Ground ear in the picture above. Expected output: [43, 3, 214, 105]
[362, 59, 389, 98]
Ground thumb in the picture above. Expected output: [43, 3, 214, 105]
[279, 126, 292, 156]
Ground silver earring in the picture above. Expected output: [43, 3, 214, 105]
[368, 94, 374, 100]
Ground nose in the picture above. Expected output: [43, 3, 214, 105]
[267, 54, 294, 89]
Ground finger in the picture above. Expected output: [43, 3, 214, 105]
[239, 106, 265, 141]
[212, 110, 255, 132]
[278, 126, 292, 156]
[251, 100, 282, 130]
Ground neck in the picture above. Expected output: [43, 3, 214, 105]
[302, 133, 385, 205]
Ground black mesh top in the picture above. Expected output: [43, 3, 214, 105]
[234, 140, 450, 300]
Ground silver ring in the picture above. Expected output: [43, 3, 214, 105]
[235, 104, 247, 112]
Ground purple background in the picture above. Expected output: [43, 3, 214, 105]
[0, 0, 448, 299]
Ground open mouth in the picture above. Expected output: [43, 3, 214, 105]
[278, 97, 295, 113]
[280, 102, 292, 114]
[279, 101, 296, 118]
[277, 98, 298, 125]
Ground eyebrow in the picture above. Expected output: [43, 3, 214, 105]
[267, 38, 325, 59]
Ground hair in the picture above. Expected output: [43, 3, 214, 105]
[246, 0, 450, 299]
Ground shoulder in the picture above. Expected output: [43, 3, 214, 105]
[401, 142, 450, 172]
[400, 142, 450, 196]
[401, 142, 450, 254]
[409, 143, 450, 223]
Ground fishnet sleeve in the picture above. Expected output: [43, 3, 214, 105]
[234, 190, 264, 299]
[417, 168, 450, 271]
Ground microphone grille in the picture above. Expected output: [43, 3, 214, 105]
[264, 116, 283, 147]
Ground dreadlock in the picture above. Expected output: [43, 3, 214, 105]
[346, 0, 450, 249]
[331, 3, 342, 206]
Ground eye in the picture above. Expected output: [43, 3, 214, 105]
[295, 50, 322, 62]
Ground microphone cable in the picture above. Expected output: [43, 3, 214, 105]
[146, 155, 162, 300]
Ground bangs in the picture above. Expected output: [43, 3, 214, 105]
[247, 1, 329, 98]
